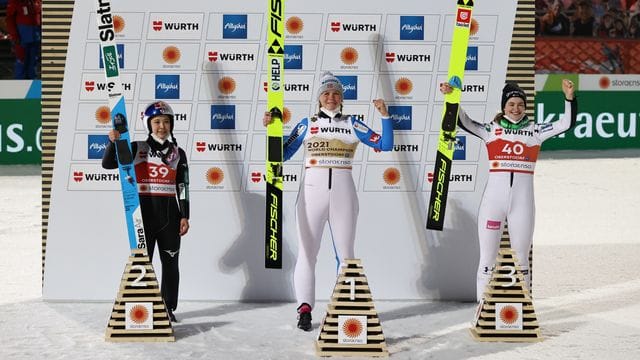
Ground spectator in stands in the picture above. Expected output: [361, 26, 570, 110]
[593, 0, 607, 19]
[540, 0, 572, 35]
[610, 17, 628, 37]
[5, 0, 40, 79]
[573, 1, 596, 36]
[629, 16, 640, 37]
[596, 11, 616, 36]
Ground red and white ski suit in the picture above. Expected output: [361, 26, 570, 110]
[458, 99, 577, 300]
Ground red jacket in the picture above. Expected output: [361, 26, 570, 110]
[5, 0, 41, 43]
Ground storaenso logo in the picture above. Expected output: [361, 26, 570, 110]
[431, 160, 448, 221]
[96, 0, 115, 42]
[268, 192, 278, 261]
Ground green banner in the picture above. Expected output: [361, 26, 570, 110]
[537, 91, 639, 151]
[0, 99, 42, 164]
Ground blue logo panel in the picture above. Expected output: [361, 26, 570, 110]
[453, 135, 466, 160]
[155, 74, 180, 99]
[466, 46, 478, 71]
[99, 44, 125, 69]
[88, 134, 111, 160]
[400, 16, 424, 40]
[210, 105, 236, 129]
[336, 76, 358, 100]
[388, 105, 412, 130]
[284, 45, 303, 70]
[223, 14, 248, 39]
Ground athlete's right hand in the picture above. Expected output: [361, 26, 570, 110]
[263, 111, 272, 127]
[108, 129, 121, 142]
[439, 82, 453, 95]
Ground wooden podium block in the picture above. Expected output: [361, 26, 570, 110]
[470, 247, 542, 342]
[105, 249, 175, 342]
[316, 259, 389, 357]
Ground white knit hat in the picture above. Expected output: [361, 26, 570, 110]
[316, 71, 343, 100]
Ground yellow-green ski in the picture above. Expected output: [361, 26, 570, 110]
[427, 0, 474, 230]
[265, 0, 285, 268]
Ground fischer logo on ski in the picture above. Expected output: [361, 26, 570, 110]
[94, 0, 147, 251]
[427, 0, 474, 231]
[265, 0, 285, 269]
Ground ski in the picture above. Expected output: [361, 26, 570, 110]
[426, 0, 475, 230]
[94, 0, 147, 251]
[265, 0, 285, 268]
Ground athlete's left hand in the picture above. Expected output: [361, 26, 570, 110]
[179, 218, 190, 236]
[372, 99, 389, 117]
[562, 79, 575, 100]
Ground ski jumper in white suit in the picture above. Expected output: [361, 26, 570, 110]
[283, 108, 393, 308]
[458, 98, 577, 301]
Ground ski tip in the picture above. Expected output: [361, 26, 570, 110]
[448, 76, 462, 90]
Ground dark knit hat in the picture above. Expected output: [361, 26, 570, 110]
[501, 82, 527, 111]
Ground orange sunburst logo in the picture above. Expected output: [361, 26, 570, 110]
[491, 161, 500, 168]
[206, 167, 224, 185]
[163, 46, 181, 64]
[383, 167, 401, 185]
[342, 318, 363, 338]
[129, 305, 149, 324]
[286, 16, 304, 34]
[395, 77, 413, 95]
[340, 47, 359, 65]
[283, 107, 292, 124]
[113, 15, 125, 33]
[218, 76, 237, 95]
[599, 76, 610, 89]
[470, 18, 479, 36]
[95, 106, 111, 124]
[499, 305, 519, 324]
[309, 159, 318, 166]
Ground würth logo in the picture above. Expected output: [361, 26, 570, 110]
[196, 141, 206, 152]
[152, 20, 163, 31]
[73, 171, 84, 182]
[85, 81, 95, 91]
[385, 52, 395, 63]
[331, 21, 341, 32]
[208, 51, 218, 62]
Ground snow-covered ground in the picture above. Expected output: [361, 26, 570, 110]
[1, 152, 639, 359]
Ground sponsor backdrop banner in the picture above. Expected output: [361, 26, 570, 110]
[536, 74, 640, 150]
[44, 0, 517, 301]
[0, 81, 42, 165]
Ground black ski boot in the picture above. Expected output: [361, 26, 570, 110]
[297, 303, 312, 331]
[167, 308, 177, 323]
